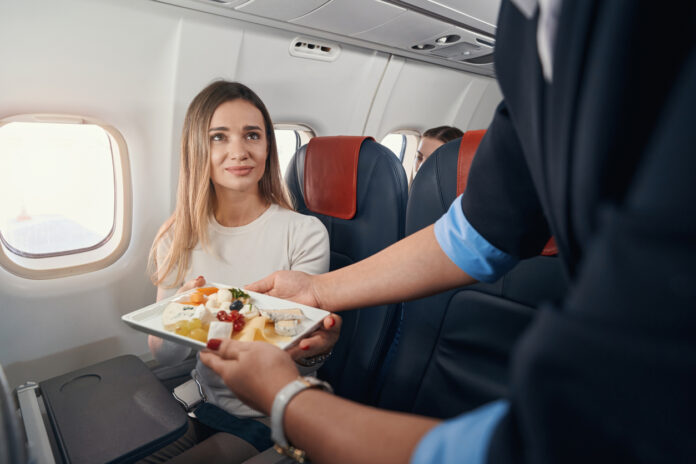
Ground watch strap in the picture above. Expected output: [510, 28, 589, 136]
[271, 376, 333, 452]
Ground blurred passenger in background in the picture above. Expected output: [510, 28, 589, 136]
[414, 126, 463, 173]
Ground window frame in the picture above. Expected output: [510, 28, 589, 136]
[0, 114, 132, 279]
[273, 123, 316, 177]
[380, 129, 420, 182]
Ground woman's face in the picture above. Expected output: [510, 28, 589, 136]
[208, 99, 268, 196]
[414, 136, 444, 172]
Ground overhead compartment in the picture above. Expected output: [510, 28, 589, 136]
[149, 0, 500, 76]
[235, 0, 330, 21]
[385, 0, 499, 36]
[354, 10, 493, 66]
[289, 0, 406, 36]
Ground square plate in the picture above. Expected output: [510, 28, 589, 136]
[121, 283, 329, 351]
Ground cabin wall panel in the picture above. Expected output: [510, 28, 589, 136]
[234, 28, 389, 136]
[364, 57, 501, 140]
[0, 0, 184, 387]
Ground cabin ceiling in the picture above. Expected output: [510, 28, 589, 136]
[151, 0, 501, 76]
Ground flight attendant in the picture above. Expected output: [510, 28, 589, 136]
[146, 81, 339, 463]
[201, 1, 696, 463]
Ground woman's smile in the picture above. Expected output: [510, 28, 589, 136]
[225, 165, 254, 176]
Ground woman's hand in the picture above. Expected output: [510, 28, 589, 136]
[245, 270, 321, 308]
[156, 275, 207, 302]
[287, 314, 342, 360]
[199, 339, 299, 415]
[176, 275, 206, 295]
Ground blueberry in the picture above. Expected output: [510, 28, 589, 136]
[229, 300, 243, 311]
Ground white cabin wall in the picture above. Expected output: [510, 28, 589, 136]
[365, 56, 501, 140]
[0, 0, 185, 387]
[0, 0, 501, 388]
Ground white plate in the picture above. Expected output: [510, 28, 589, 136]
[121, 283, 329, 351]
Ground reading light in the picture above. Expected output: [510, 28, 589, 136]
[436, 34, 461, 44]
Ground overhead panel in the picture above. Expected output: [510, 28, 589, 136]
[355, 10, 493, 68]
[234, 0, 330, 21]
[354, 10, 448, 47]
[290, 0, 406, 36]
[149, 0, 499, 76]
[390, 0, 499, 36]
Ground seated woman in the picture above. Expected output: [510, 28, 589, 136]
[145, 80, 338, 463]
[413, 125, 464, 174]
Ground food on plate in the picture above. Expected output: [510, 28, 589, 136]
[161, 286, 307, 345]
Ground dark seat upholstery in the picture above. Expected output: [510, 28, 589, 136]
[376, 133, 568, 419]
[285, 136, 408, 404]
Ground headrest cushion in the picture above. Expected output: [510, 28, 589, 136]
[541, 237, 558, 256]
[456, 130, 487, 196]
[304, 136, 373, 220]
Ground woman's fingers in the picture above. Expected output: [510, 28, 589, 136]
[175, 275, 206, 295]
[288, 314, 342, 359]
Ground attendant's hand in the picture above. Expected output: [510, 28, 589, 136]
[200, 339, 298, 415]
[287, 314, 341, 360]
[246, 270, 321, 308]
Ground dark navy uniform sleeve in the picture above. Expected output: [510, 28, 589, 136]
[461, 101, 552, 259]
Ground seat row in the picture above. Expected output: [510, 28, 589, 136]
[285, 133, 567, 418]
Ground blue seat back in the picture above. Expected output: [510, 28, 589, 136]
[376, 135, 567, 418]
[285, 136, 408, 403]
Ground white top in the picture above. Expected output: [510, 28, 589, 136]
[153, 203, 330, 417]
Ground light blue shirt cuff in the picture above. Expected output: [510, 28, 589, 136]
[434, 195, 519, 283]
[411, 399, 509, 464]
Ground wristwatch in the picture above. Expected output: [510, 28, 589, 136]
[295, 350, 332, 368]
[271, 376, 333, 462]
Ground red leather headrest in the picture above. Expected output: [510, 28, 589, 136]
[304, 136, 373, 220]
[454, 130, 558, 257]
[456, 130, 487, 196]
[541, 237, 558, 256]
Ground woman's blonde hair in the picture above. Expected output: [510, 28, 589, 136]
[148, 81, 293, 287]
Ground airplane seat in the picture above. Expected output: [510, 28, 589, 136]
[285, 136, 408, 404]
[375, 131, 567, 419]
[0, 364, 25, 464]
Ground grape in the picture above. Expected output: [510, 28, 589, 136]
[189, 328, 208, 342]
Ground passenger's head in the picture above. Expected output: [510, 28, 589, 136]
[414, 126, 464, 172]
[151, 81, 291, 287]
[179, 80, 290, 212]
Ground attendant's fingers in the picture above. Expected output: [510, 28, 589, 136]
[199, 350, 230, 376]
[245, 273, 275, 294]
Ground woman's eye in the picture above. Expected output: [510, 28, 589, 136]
[246, 132, 261, 141]
[210, 133, 224, 142]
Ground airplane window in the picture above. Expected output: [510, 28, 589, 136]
[380, 131, 419, 183]
[0, 115, 131, 279]
[381, 133, 405, 161]
[274, 125, 315, 177]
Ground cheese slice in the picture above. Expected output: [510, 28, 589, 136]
[260, 308, 304, 322]
[232, 315, 292, 345]
[274, 319, 300, 337]
[208, 321, 233, 341]
[162, 302, 197, 330]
